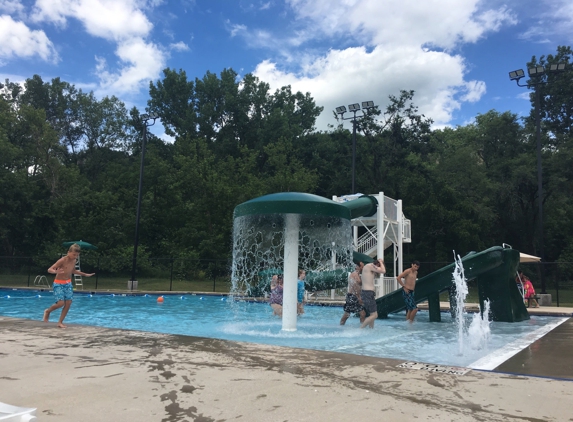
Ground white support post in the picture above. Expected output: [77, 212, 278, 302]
[376, 193, 384, 296]
[282, 213, 299, 331]
[377, 192, 384, 260]
[397, 199, 404, 279]
[353, 226, 358, 250]
[394, 243, 398, 278]
[331, 242, 336, 299]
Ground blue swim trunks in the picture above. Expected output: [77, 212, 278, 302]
[402, 288, 417, 311]
[53, 282, 73, 302]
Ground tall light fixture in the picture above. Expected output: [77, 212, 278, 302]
[335, 101, 377, 193]
[508, 62, 567, 293]
[129, 113, 159, 290]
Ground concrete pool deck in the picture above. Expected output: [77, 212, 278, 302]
[1, 315, 572, 422]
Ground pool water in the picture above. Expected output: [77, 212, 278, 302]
[0, 289, 564, 368]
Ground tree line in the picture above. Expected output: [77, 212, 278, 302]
[1, 46, 572, 274]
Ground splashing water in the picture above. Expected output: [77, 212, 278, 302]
[468, 299, 491, 350]
[452, 252, 468, 354]
[452, 251, 491, 355]
[230, 213, 353, 297]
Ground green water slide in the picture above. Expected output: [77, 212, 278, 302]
[376, 246, 529, 323]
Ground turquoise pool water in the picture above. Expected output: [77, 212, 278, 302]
[0, 288, 564, 368]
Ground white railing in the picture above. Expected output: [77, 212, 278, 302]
[33, 275, 50, 288]
[357, 226, 377, 254]
[375, 276, 399, 298]
[403, 218, 411, 242]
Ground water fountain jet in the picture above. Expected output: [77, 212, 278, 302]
[232, 192, 378, 331]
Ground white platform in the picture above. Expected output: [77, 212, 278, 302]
[0, 402, 37, 421]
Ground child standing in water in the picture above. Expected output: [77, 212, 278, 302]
[297, 269, 306, 315]
[43, 243, 95, 328]
[269, 275, 284, 316]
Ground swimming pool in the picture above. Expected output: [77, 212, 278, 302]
[0, 288, 565, 368]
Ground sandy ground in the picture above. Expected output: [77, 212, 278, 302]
[1, 316, 572, 422]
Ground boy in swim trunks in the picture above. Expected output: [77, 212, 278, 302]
[43, 243, 95, 328]
[360, 258, 386, 329]
[340, 263, 365, 325]
[397, 260, 420, 323]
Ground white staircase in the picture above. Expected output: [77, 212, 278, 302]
[334, 192, 412, 298]
[356, 226, 393, 257]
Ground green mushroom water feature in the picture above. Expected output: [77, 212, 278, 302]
[232, 192, 378, 331]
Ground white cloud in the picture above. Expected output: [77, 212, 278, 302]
[29, 0, 167, 95]
[286, 0, 516, 49]
[0, 15, 58, 63]
[518, 0, 573, 41]
[244, 0, 519, 129]
[95, 38, 166, 95]
[228, 22, 247, 38]
[170, 41, 189, 52]
[254, 45, 471, 129]
[31, 0, 152, 41]
[461, 80, 486, 103]
[0, 0, 25, 16]
[156, 131, 175, 144]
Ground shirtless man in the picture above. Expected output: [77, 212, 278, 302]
[360, 258, 386, 329]
[43, 243, 95, 328]
[397, 260, 420, 323]
[340, 263, 365, 325]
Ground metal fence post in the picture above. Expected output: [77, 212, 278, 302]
[95, 257, 100, 290]
[27, 257, 32, 287]
[555, 264, 560, 307]
[169, 257, 174, 291]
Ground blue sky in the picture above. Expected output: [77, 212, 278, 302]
[1, 0, 572, 138]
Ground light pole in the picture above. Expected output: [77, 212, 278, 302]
[509, 62, 566, 294]
[129, 113, 159, 290]
[335, 101, 376, 194]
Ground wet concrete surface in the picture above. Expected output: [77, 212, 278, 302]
[1, 316, 573, 422]
[494, 317, 573, 380]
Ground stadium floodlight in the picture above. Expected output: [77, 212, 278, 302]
[333, 101, 378, 194]
[528, 66, 545, 77]
[549, 63, 567, 72]
[130, 112, 159, 291]
[508, 59, 569, 294]
[508, 69, 525, 81]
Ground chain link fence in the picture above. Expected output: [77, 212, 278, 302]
[0, 255, 232, 293]
[2, 256, 572, 306]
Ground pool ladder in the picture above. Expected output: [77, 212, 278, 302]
[33, 275, 50, 289]
[73, 257, 83, 290]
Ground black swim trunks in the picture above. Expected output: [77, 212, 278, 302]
[343, 293, 364, 314]
[361, 290, 376, 313]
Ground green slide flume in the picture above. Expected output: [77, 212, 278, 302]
[376, 246, 528, 322]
